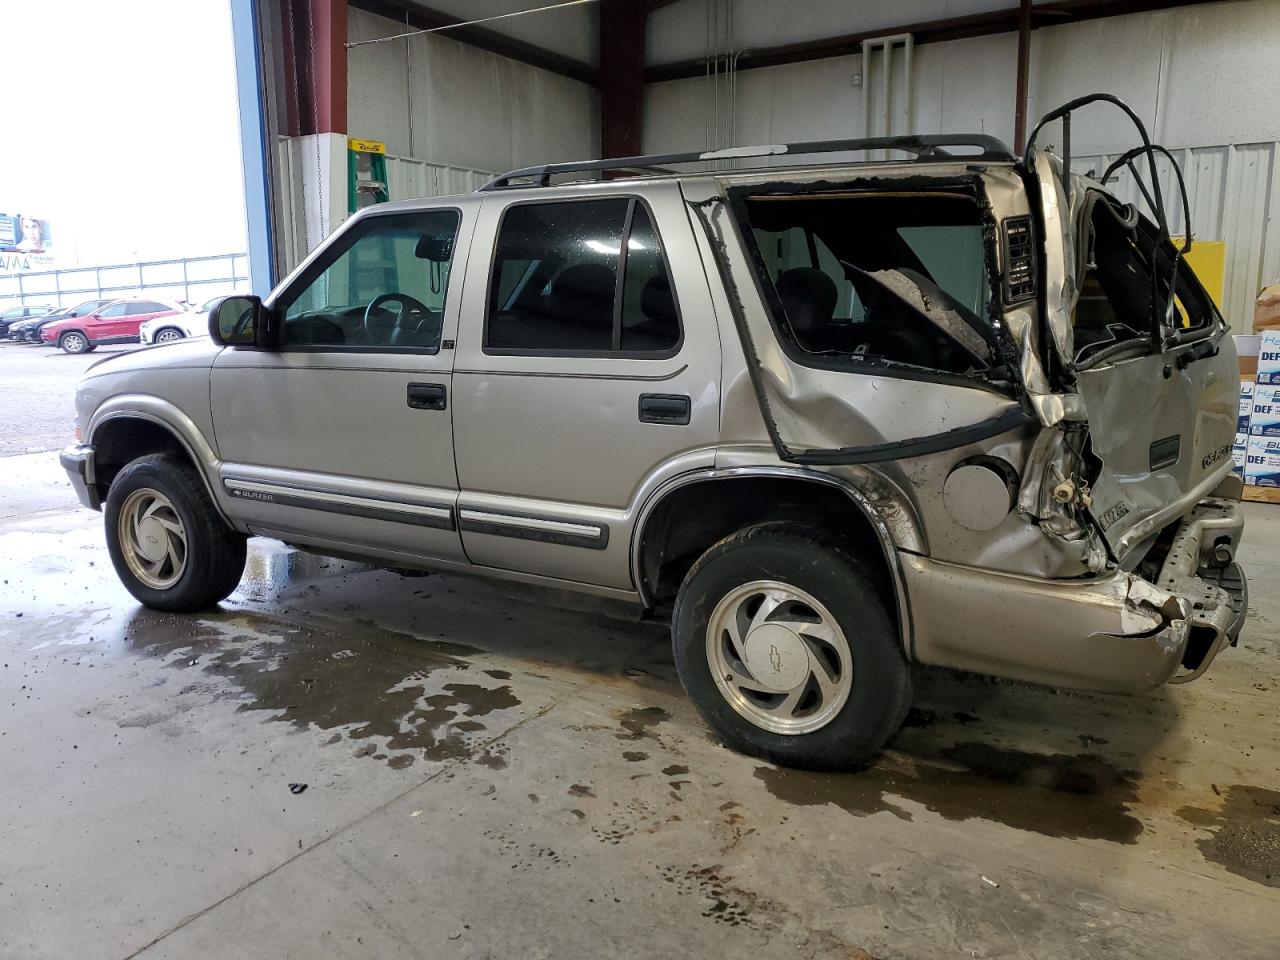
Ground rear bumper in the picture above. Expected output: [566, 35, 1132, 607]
[905, 496, 1247, 693]
[59, 442, 100, 510]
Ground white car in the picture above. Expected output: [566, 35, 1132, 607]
[139, 298, 221, 345]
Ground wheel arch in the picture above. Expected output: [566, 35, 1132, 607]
[630, 468, 915, 656]
[87, 401, 228, 523]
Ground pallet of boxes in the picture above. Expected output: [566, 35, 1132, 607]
[1241, 282, 1280, 502]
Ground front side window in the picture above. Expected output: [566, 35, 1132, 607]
[485, 198, 680, 355]
[740, 190, 996, 378]
[277, 209, 461, 351]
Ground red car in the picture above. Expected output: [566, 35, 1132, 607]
[42, 298, 182, 354]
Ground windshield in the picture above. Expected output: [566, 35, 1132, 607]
[735, 188, 997, 378]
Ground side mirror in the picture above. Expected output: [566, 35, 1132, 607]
[209, 295, 264, 346]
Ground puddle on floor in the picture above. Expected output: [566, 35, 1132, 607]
[119, 606, 522, 766]
[1178, 785, 1280, 887]
[755, 741, 1144, 843]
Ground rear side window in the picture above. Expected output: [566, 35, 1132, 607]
[485, 198, 680, 356]
[100, 303, 129, 318]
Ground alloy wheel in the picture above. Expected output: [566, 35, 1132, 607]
[705, 580, 853, 735]
[117, 488, 188, 589]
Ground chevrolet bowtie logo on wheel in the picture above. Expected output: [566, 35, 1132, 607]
[769, 643, 782, 673]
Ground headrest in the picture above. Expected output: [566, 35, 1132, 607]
[776, 267, 838, 335]
[640, 273, 677, 327]
[547, 263, 616, 326]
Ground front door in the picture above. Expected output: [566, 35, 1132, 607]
[451, 187, 721, 590]
[91, 302, 132, 340]
[210, 205, 472, 563]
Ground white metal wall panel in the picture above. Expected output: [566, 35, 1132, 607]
[274, 137, 492, 276]
[1073, 142, 1280, 332]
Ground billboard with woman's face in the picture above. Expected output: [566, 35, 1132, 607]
[0, 213, 54, 271]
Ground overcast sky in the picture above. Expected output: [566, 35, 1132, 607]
[0, 0, 247, 267]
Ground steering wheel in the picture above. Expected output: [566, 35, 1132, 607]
[363, 292, 431, 341]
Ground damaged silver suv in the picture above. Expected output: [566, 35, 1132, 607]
[62, 94, 1247, 769]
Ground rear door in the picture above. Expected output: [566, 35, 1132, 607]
[451, 185, 721, 590]
[1034, 155, 1238, 559]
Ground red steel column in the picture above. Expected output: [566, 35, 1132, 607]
[282, 0, 347, 136]
[600, 1, 647, 158]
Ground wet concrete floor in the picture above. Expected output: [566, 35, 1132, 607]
[1, 451, 1278, 959]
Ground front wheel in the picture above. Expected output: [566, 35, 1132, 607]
[104, 453, 247, 611]
[154, 327, 184, 344]
[59, 331, 90, 354]
[672, 522, 912, 770]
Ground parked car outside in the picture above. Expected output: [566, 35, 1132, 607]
[23, 298, 115, 343]
[41, 298, 182, 354]
[59, 96, 1249, 770]
[0, 304, 53, 337]
[139, 297, 222, 345]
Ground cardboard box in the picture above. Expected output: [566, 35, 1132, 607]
[1250, 385, 1280, 436]
[1255, 282, 1280, 332]
[1232, 433, 1249, 477]
[1237, 333, 1260, 378]
[1244, 436, 1280, 486]
[1240, 380, 1255, 433]
[1257, 329, 1280, 384]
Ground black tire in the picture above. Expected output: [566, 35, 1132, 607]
[59, 331, 90, 354]
[672, 522, 912, 770]
[104, 453, 247, 612]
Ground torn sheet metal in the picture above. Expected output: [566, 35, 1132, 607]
[1033, 152, 1086, 376]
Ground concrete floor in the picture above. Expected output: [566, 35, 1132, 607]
[1, 343, 1278, 959]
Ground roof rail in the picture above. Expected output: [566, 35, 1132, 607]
[477, 134, 1015, 191]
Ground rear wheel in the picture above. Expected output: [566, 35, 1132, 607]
[59, 331, 89, 354]
[104, 454, 247, 611]
[154, 327, 184, 344]
[672, 522, 912, 770]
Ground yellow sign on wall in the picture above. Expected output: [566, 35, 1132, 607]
[1172, 237, 1226, 309]
[348, 138, 386, 155]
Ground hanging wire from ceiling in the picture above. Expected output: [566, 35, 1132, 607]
[346, 0, 599, 49]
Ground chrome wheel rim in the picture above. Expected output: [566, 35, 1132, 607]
[118, 488, 187, 589]
[63, 334, 85, 352]
[705, 580, 853, 735]
[156, 329, 181, 343]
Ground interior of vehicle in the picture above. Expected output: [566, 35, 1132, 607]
[1072, 192, 1215, 366]
[280, 209, 460, 350]
[740, 191, 998, 375]
[485, 197, 680, 354]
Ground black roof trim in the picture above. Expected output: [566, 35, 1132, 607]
[478, 135, 1015, 191]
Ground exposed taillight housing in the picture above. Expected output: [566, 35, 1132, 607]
[1001, 215, 1036, 303]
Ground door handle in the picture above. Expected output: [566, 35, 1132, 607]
[407, 382, 447, 411]
[638, 393, 691, 425]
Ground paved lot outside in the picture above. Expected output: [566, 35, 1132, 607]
[1, 355, 1278, 959]
[0, 340, 129, 456]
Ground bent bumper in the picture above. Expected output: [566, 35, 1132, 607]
[904, 496, 1248, 693]
[60, 442, 100, 510]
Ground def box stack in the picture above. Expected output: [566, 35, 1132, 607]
[1246, 329, 1280, 487]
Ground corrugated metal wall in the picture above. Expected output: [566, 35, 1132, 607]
[273, 137, 492, 276]
[383, 155, 492, 201]
[1072, 142, 1280, 332]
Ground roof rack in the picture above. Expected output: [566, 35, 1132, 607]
[478, 134, 1015, 191]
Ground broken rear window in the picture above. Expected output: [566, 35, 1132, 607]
[1073, 192, 1218, 366]
[736, 190, 998, 378]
